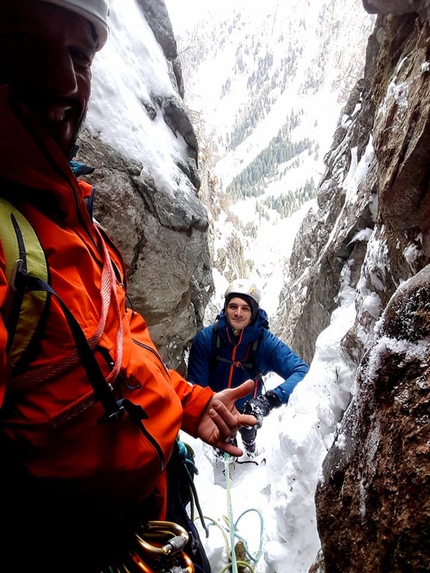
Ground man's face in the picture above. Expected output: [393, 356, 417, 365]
[225, 297, 253, 331]
[0, 1, 98, 158]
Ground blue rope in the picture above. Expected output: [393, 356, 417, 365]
[233, 508, 264, 563]
[224, 454, 238, 573]
[223, 452, 264, 570]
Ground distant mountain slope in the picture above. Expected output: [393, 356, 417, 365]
[177, 0, 375, 193]
[174, 1, 375, 307]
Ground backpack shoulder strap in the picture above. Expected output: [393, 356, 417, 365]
[209, 318, 222, 372]
[210, 317, 265, 380]
[247, 335, 262, 369]
[242, 332, 264, 380]
[0, 197, 49, 369]
[0, 198, 137, 424]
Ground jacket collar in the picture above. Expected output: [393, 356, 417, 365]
[0, 85, 88, 224]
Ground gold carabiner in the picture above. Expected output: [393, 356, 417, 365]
[134, 520, 189, 557]
[128, 551, 155, 573]
[99, 520, 195, 573]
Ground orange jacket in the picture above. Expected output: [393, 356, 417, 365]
[0, 86, 214, 523]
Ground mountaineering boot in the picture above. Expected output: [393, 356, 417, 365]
[240, 425, 258, 458]
[243, 439, 258, 458]
[236, 436, 266, 465]
[211, 437, 237, 486]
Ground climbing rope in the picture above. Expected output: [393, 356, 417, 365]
[225, 457, 238, 573]
[197, 452, 264, 573]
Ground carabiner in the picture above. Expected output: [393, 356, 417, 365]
[134, 520, 189, 557]
[99, 521, 194, 573]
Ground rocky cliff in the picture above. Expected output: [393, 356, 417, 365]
[275, 1, 430, 570]
[77, 0, 213, 375]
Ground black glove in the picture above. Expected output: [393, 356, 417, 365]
[242, 390, 283, 428]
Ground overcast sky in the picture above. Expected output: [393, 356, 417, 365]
[164, 0, 208, 33]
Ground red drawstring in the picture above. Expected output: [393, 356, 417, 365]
[13, 225, 124, 388]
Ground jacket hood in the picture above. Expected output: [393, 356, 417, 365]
[0, 85, 88, 224]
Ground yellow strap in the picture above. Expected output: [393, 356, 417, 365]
[0, 197, 48, 367]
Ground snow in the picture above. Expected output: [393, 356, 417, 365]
[344, 137, 375, 203]
[86, 0, 193, 199]
[180, 258, 358, 572]
[83, 1, 374, 571]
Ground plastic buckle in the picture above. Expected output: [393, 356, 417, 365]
[97, 403, 125, 424]
[11, 259, 24, 292]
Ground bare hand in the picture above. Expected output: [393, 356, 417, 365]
[196, 379, 258, 457]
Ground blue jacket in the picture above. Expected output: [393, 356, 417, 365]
[187, 308, 309, 410]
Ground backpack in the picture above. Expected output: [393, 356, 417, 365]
[0, 197, 50, 375]
[0, 163, 94, 373]
[210, 317, 266, 381]
[0, 196, 138, 420]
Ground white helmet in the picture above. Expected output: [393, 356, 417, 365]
[224, 279, 261, 322]
[224, 279, 261, 304]
[42, 0, 110, 50]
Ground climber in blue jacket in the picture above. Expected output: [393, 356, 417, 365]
[188, 278, 309, 457]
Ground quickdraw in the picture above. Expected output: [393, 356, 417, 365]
[99, 521, 194, 573]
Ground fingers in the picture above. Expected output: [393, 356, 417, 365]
[209, 400, 257, 442]
[227, 379, 255, 400]
[204, 412, 256, 456]
[237, 412, 258, 428]
[209, 402, 235, 442]
[203, 379, 258, 451]
[218, 441, 244, 458]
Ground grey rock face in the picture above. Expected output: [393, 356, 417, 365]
[303, 4, 430, 571]
[78, 0, 213, 374]
[316, 265, 430, 572]
[137, 0, 185, 97]
[363, 0, 430, 19]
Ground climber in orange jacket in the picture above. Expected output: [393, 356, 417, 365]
[0, 2, 257, 572]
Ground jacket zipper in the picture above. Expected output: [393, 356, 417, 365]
[137, 419, 166, 472]
[132, 338, 169, 375]
[131, 338, 170, 470]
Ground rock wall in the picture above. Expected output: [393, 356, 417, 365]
[282, 1, 430, 570]
[77, 0, 213, 375]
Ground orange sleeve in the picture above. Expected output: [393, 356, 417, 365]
[127, 306, 215, 437]
[168, 369, 215, 437]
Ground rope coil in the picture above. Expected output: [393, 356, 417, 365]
[199, 452, 264, 573]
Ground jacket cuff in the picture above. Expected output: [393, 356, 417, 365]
[181, 385, 215, 437]
[266, 389, 283, 409]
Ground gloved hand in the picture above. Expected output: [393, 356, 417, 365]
[241, 390, 283, 428]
